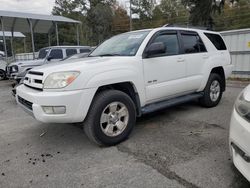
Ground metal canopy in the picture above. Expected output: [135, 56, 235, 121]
[0, 10, 81, 60]
[0, 10, 80, 33]
[0, 31, 25, 38]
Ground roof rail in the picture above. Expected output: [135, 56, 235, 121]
[163, 24, 213, 31]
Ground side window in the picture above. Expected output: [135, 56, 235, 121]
[204, 33, 227, 50]
[80, 48, 91, 53]
[66, 49, 77, 56]
[151, 32, 180, 56]
[181, 32, 207, 54]
[49, 49, 63, 59]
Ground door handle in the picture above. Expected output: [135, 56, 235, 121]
[177, 58, 185, 62]
[202, 54, 209, 59]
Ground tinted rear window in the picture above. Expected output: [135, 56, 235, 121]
[80, 48, 91, 53]
[204, 33, 227, 50]
[50, 49, 63, 59]
[66, 49, 77, 56]
[181, 33, 207, 54]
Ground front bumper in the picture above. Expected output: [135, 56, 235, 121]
[7, 72, 18, 79]
[6, 66, 19, 79]
[230, 109, 250, 182]
[16, 84, 96, 123]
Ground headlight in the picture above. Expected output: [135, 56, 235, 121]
[235, 91, 250, 122]
[43, 71, 80, 89]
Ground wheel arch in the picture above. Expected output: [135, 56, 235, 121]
[95, 82, 142, 117]
[210, 66, 226, 92]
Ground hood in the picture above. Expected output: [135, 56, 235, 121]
[29, 56, 140, 91]
[8, 59, 45, 67]
[32, 56, 130, 74]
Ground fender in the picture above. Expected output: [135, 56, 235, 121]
[85, 68, 147, 107]
[198, 53, 227, 91]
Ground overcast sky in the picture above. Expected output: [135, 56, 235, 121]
[0, 0, 127, 14]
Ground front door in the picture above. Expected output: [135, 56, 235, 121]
[143, 30, 187, 103]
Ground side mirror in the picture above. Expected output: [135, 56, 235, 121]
[145, 42, 166, 57]
[47, 56, 53, 61]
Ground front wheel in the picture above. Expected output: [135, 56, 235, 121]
[83, 90, 136, 146]
[199, 73, 223, 107]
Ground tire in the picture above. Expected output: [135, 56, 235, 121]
[83, 90, 136, 146]
[199, 73, 223, 107]
[0, 69, 6, 81]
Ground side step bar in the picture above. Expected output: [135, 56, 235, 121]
[141, 92, 204, 115]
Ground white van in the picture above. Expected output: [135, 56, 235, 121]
[6, 46, 92, 79]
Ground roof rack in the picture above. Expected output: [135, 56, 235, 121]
[163, 24, 213, 31]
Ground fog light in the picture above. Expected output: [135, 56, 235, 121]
[42, 106, 53, 114]
[53, 106, 66, 114]
[42, 106, 66, 114]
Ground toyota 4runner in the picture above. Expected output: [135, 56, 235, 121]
[16, 27, 233, 146]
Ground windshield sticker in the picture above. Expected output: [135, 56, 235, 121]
[128, 34, 144, 39]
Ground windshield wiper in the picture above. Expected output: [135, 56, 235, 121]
[98, 53, 121, 57]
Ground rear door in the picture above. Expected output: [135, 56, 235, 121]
[179, 31, 208, 91]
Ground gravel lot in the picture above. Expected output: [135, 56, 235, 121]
[0, 80, 249, 188]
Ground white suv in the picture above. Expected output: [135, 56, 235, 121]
[16, 27, 233, 146]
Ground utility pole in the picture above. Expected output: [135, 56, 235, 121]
[129, 0, 132, 31]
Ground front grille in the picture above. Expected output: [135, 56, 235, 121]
[28, 71, 44, 76]
[24, 71, 44, 90]
[24, 77, 42, 84]
[34, 79, 42, 84]
[6, 66, 18, 76]
[18, 96, 33, 111]
[24, 84, 43, 91]
[9, 65, 18, 73]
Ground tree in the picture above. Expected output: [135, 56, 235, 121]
[86, 2, 114, 44]
[214, 0, 250, 30]
[153, 0, 189, 26]
[52, 0, 85, 45]
[131, 0, 155, 20]
[181, 0, 239, 29]
[52, 0, 116, 45]
[112, 5, 130, 34]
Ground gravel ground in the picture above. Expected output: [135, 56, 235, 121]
[0, 80, 249, 188]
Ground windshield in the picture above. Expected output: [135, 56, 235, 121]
[38, 48, 50, 59]
[90, 30, 150, 57]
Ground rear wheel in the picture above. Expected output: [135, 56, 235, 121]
[83, 90, 136, 146]
[199, 73, 223, 107]
[0, 69, 6, 80]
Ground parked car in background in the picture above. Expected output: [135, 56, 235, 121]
[230, 85, 250, 182]
[6, 46, 92, 80]
[16, 27, 233, 146]
[0, 57, 7, 80]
